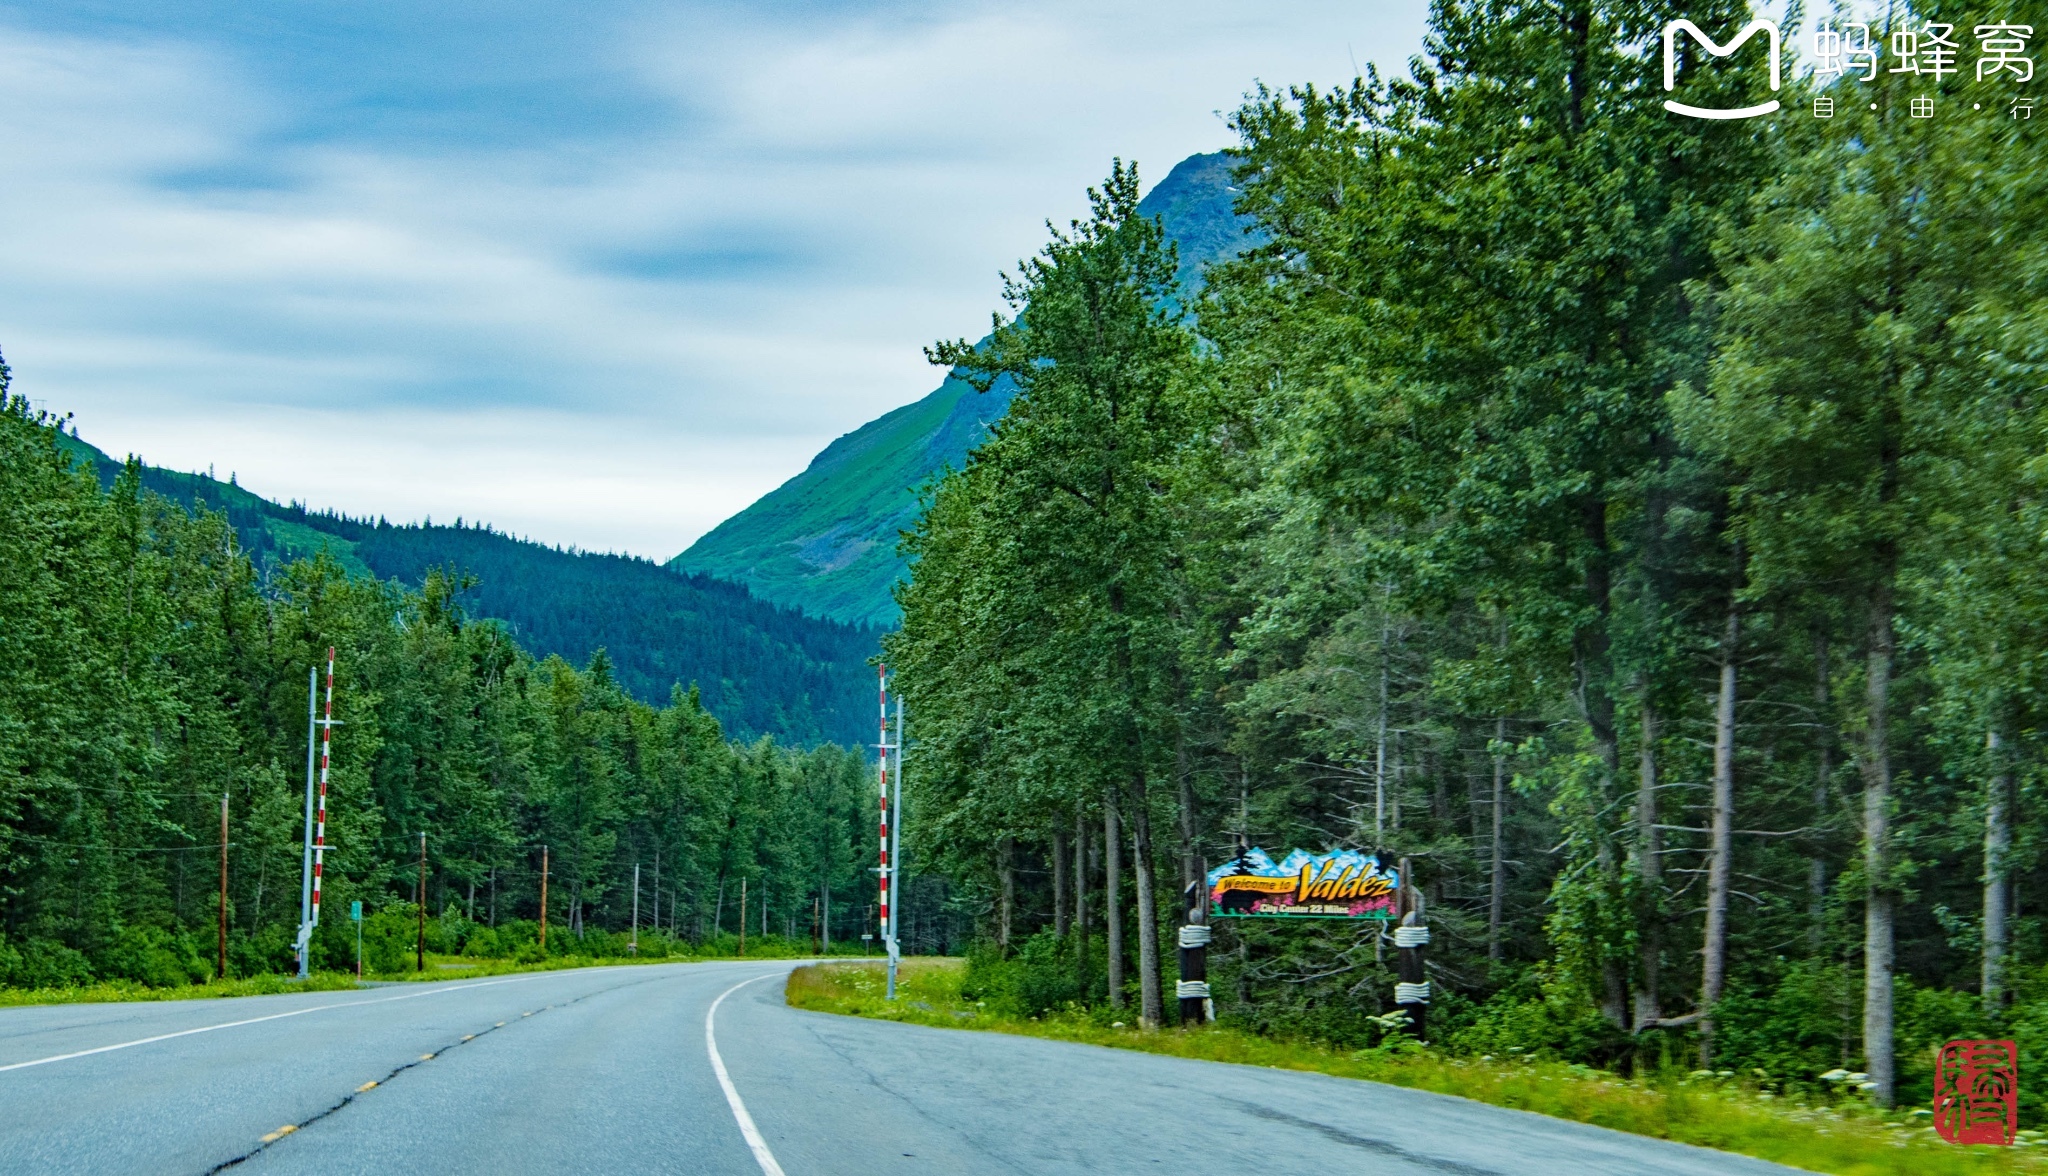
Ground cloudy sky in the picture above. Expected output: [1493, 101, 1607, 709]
[1, 1, 1430, 558]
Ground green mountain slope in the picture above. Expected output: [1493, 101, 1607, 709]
[57, 435, 880, 747]
[670, 150, 1252, 628]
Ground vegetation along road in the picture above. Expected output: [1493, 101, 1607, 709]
[0, 961, 1794, 1175]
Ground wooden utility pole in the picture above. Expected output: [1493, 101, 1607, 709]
[738, 877, 747, 957]
[415, 832, 427, 972]
[539, 845, 549, 950]
[218, 794, 230, 982]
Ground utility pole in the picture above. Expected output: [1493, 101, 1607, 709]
[218, 793, 230, 982]
[416, 831, 427, 972]
[539, 845, 549, 951]
[738, 876, 747, 957]
[631, 863, 640, 956]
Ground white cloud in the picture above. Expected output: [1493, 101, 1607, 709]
[0, 3, 1429, 558]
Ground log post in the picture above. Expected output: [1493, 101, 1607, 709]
[1177, 879, 1211, 1025]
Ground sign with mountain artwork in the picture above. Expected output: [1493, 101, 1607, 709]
[1207, 848, 1398, 920]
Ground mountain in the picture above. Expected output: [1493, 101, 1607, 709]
[669, 150, 1254, 628]
[56, 435, 880, 748]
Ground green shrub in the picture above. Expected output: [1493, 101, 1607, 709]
[1705, 961, 1858, 1093]
[98, 926, 208, 988]
[1444, 964, 1622, 1062]
[363, 905, 420, 973]
[959, 932, 1103, 1019]
[0, 933, 94, 988]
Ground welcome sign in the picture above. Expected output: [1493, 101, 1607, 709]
[1207, 848, 1398, 920]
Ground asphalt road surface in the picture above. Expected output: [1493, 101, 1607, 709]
[0, 961, 1800, 1175]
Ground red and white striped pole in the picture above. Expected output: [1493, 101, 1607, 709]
[877, 664, 890, 950]
[311, 647, 335, 931]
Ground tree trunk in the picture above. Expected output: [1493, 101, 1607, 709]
[1130, 768, 1165, 1030]
[1985, 726, 2012, 1011]
[1490, 717, 1507, 962]
[1700, 604, 1738, 1065]
[998, 834, 1015, 953]
[1810, 629, 1831, 953]
[1052, 828, 1069, 939]
[1635, 688, 1663, 1030]
[1176, 730, 1198, 922]
[1860, 582, 1896, 1107]
[1075, 801, 1089, 992]
[1376, 606, 1391, 845]
[1104, 788, 1124, 1008]
[1575, 500, 1628, 1028]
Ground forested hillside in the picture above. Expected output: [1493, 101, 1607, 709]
[672, 152, 1252, 627]
[54, 434, 879, 747]
[0, 389, 953, 987]
[890, 0, 2048, 1126]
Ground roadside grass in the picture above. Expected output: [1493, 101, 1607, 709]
[786, 959, 2045, 1176]
[0, 971, 362, 1007]
[0, 941, 878, 1007]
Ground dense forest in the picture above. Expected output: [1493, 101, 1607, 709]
[0, 387, 957, 988]
[56, 435, 883, 747]
[889, 0, 2048, 1119]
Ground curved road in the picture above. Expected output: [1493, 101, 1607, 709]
[0, 961, 1796, 1174]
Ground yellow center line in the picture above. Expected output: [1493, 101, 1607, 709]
[356, 1081, 378, 1092]
[419, 1053, 435, 1060]
[259, 1125, 296, 1144]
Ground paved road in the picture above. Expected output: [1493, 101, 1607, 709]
[0, 961, 1797, 1175]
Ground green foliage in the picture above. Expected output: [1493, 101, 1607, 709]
[0, 388, 915, 990]
[0, 933, 94, 989]
[56, 431, 881, 747]
[960, 931, 1100, 1019]
[99, 927, 210, 989]
[885, 0, 2048, 1136]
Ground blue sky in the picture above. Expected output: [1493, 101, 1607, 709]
[0, 1, 1430, 557]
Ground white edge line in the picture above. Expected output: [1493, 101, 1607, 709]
[706, 972, 788, 1176]
[0, 970, 572, 1074]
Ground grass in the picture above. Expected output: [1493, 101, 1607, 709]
[0, 971, 362, 1007]
[786, 959, 2047, 1176]
[0, 941, 882, 1007]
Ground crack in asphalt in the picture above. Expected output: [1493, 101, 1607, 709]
[1229, 1100, 1508, 1176]
[793, 1008, 1038, 1175]
[199, 971, 673, 1175]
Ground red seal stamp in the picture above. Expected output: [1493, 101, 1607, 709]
[1934, 1039, 2018, 1145]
